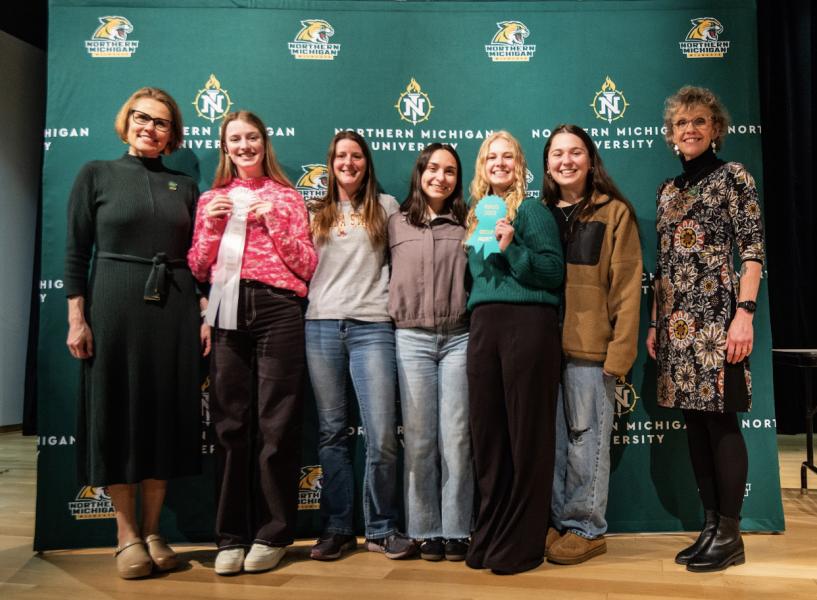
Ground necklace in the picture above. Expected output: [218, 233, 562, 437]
[557, 202, 579, 222]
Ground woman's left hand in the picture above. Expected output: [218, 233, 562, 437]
[495, 218, 515, 252]
[726, 311, 754, 363]
[250, 199, 273, 218]
[200, 322, 211, 357]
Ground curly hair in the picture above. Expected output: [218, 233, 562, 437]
[662, 85, 731, 151]
[465, 131, 527, 239]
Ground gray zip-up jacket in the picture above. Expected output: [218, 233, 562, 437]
[387, 211, 469, 329]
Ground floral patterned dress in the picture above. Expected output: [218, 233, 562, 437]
[655, 160, 765, 412]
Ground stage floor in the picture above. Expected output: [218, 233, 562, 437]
[1, 431, 815, 599]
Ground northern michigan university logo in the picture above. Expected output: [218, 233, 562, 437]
[484, 20, 536, 62]
[193, 74, 233, 123]
[614, 377, 639, 418]
[85, 16, 139, 58]
[395, 79, 434, 126]
[296, 164, 329, 206]
[298, 465, 323, 510]
[591, 76, 629, 124]
[679, 17, 730, 58]
[68, 486, 115, 520]
[288, 19, 341, 60]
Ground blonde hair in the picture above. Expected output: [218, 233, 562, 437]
[465, 130, 527, 239]
[663, 85, 731, 151]
[212, 111, 293, 189]
[114, 87, 184, 155]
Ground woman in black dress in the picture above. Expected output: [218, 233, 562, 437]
[65, 87, 207, 579]
[646, 86, 764, 572]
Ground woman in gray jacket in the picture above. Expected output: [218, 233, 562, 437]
[388, 144, 472, 562]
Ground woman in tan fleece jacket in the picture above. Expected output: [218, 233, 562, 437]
[542, 124, 643, 565]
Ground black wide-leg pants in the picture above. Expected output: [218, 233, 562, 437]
[210, 283, 306, 549]
[466, 302, 561, 573]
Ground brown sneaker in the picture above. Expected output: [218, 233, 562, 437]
[547, 531, 606, 565]
[545, 527, 562, 556]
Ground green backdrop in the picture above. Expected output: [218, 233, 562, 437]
[35, 0, 783, 551]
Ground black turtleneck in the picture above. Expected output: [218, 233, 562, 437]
[673, 148, 725, 189]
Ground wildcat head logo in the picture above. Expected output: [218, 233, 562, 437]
[85, 16, 139, 58]
[68, 486, 115, 520]
[93, 16, 132, 40]
[685, 17, 723, 41]
[395, 78, 434, 126]
[485, 21, 536, 61]
[679, 17, 730, 58]
[296, 164, 329, 205]
[525, 169, 539, 199]
[298, 465, 323, 510]
[289, 19, 341, 60]
[591, 76, 629, 124]
[492, 21, 529, 45]
[296, 20, 334, 43]
[193, 74, 233, 123]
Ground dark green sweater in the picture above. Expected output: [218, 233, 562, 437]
[467, 197, 563, 310]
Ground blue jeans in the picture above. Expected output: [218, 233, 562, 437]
[551, 359, 616, 539]
[396, 326, 472, 540]
[305, 319, 399, 539]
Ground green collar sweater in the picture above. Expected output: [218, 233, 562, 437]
[467, 197, 563, 310]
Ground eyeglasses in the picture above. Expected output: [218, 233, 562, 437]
[673, 117, 710, 130]
[129, 109, 173, 133]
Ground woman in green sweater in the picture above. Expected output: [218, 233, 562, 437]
[464, 131, 564, 574]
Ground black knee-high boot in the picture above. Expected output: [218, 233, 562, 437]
[686, 515, 745, 572]
[675, 509, 718, 565]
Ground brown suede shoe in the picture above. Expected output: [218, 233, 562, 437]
[545, 527, 562, 556]
[145, 534, 179, 572]
[547, 531, 607, 565]
[115, 539, 152, 579]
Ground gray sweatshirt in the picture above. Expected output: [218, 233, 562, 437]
[306, 194, 400, 321]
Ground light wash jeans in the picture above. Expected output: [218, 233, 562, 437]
[305, 319, 399, 539]
[551, 358, 616, 539]
[396, 326, 472, 540]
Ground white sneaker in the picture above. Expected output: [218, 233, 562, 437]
[243, 543, 286, 572]
[214, 547, 245, 575]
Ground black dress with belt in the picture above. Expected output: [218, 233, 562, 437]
[64, 153, 202, 486]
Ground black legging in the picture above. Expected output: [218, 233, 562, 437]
[682, 410, 748, 519]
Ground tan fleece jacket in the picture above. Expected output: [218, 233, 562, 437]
[561, 194, 643, 377]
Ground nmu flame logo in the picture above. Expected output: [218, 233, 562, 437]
[395, 78, 434, 126]
[591, 76, 629, 124]
[193, 74, 233, 123]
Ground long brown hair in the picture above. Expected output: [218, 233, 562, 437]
[465, 131, 527, 239]
[401, 144, 466, 227]
[541, 124, 635, 224]
[212, 111, 293, 189]
[311, 130, 386, 247]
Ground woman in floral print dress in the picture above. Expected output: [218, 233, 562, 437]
[646, 86, 764, 573]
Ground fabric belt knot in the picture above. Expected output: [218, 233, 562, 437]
[96, 251, 188, 302]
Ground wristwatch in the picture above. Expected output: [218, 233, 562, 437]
[736, 300, 757, 314]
